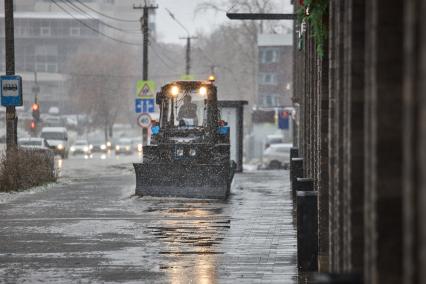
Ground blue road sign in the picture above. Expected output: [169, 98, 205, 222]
[278, 111, 290, 130]
[135, 98, 155, 113]
[1, 75, 23, 107]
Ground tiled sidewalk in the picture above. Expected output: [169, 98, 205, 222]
[0, 165, 297, 283]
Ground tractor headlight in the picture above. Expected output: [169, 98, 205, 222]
[89, 144, 93, 150]
[70, 146, 75, 152]
[115, 145, 120, 151]
[170, 85, 179, 97]
[199, 86, 207, 96]
[83, 146, 89, 152]
[100, 144, 107, 150]
[57, 144, 64, 150]
[189, 149, 196, 156]
[137, 144, 143, 152]
[106, 141, 112, 148]
[176, 148, 184, 157]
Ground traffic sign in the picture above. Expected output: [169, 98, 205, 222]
[137, 113, 152, 128]
[278, 111, 290, 130]
[1, 75, 23, 107]
[136, 80, 156, 98]
[135, 98, 155, 113]
[180, 74, 195, 81]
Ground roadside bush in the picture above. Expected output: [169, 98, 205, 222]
[0, 149, 56, 192]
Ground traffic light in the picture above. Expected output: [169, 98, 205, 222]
[32, 103, 40, 122]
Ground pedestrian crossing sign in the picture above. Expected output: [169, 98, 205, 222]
[136, 80, 156, 98]
[180, 74, 195, 81]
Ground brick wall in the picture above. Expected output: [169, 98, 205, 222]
[293, 0, 426, 282]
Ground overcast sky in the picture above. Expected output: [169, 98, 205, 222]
[153, 0, 293, 44]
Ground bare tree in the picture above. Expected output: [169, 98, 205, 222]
[196, 0, 278, 35]
[67, 42, 137, 141]
[191, 24, 258, 104]
[193, 0, 288, 106]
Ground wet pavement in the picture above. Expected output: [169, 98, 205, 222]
[0, 155, 297, 283]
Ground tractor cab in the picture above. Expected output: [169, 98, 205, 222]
[152, 80, 225, 144]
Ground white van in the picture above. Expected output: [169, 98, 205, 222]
[40, 127, 69, 158]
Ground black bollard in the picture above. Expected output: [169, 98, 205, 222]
[297, 190, 318, 272]
[289, 147, 299, 178]
[294, 177, 314, 192]
[290, 147, 299, 160]
[291, 158, 304, 198]
[310, 272, 362, 283]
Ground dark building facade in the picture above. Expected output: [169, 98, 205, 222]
[0, 12, 100, 73]
[293, 0, 426, 283]
[0, 12, 100, 111]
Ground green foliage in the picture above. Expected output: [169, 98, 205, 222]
[298, 0, 328, 58]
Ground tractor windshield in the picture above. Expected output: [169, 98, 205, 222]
[167, 89, 207, 128]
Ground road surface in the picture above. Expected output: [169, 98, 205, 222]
[0, 153, 297, 283]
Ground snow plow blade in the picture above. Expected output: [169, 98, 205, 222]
[133, 162, 234, 199]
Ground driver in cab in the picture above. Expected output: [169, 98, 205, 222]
[178, 95, 198, 126]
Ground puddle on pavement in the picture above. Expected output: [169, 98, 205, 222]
[142, 203, 230, 282]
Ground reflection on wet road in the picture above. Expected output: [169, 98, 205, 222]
[0, 156, 297, 283]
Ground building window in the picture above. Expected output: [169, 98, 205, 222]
[259, 73, 279, 85]
[36, 63, 45, 72]
[41, 26, 51, 36]
[261, 94, 280, 107]
[260, 48, 279, 63]
[47, 63, 58, 73]
[70, 27, 80, 36]
[35, 45, 58, 72]
[15, 26, 24, 36]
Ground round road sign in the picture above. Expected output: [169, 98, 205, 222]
[137, 113, 152, 128]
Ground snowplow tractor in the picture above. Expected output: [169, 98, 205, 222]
[133, 80, 236, 199]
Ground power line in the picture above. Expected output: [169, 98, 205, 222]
[149, 36, 179, 65]
[72, 0, 140, 23]
[59, 0, 140, 34]
[50, 0, 141, 46]
[149, 44, 175, 70]
[165, 8, 190, 36]
[68, 72, 207, 80]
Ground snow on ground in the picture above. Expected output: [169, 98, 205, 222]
[0, 182, 56, 205]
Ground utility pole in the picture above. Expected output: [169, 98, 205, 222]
[180, 36, 198, 76]
[133, 1, 157, 146]
[209, 65, 218, 76]
[165, 8, 197, 77]
[4, 0, 17, 149]
[133, 1, 158, 81]
[33, 71, 40, 105]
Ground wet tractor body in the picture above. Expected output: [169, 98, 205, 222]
[133, 80, 235, 199]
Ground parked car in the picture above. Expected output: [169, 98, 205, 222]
[70, 140, 91, 155]
[18, 137, 55, 176]
[40, 127, 69, 159]
[115, 138, 133, 155]
[18, 137, 50, 150]
[264, 134, 284, 149]
[262, 143, 292, 169]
